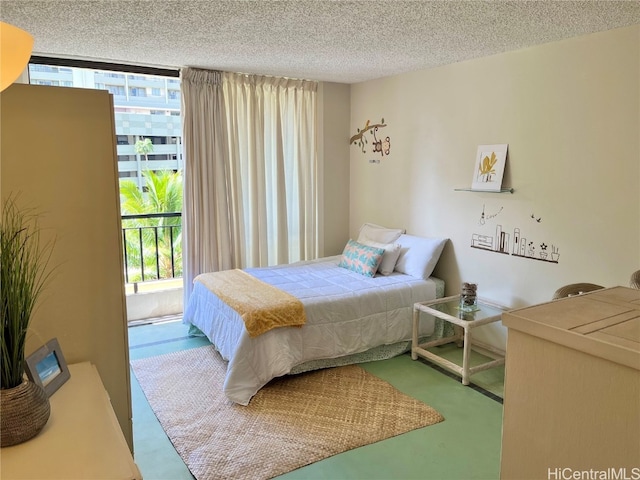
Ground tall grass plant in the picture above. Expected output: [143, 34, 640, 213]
[0, 197, 54, 389]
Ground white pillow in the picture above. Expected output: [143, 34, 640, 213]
[394, 234, 447, 280]
[358, 239, 402, 275]
[357, 223, 404, 245]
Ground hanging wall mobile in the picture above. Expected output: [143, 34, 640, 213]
[350, 118, 390, 164]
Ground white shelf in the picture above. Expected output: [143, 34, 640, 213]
[454, 188, 514, 194]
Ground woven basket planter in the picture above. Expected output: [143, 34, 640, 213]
[1, 379, 50, 447]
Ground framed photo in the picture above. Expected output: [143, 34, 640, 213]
[25, 337, 70, 397]
[471, 144, 508, 192]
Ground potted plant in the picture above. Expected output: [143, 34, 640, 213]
[1, 196, 55, 446]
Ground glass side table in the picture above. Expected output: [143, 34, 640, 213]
[412, 295, 507, 385]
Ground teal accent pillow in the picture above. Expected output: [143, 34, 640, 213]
[338, 239, 385, 277]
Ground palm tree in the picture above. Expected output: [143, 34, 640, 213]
[120, 170, 183, 282]
[134, 137, 154, 162]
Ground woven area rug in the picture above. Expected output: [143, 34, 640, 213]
[131, 345, 444, 480]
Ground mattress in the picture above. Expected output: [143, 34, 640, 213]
[183, 255, 443, 405]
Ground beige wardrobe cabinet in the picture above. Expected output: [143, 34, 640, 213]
[500, 287, 640, 479]
[0, 84, 133, 449]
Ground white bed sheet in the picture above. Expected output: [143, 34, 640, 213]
[183, 255, 439, 405]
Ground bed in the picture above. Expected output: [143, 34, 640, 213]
[183, 225, 448, 405]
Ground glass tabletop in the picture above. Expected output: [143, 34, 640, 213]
[423, 297, 505, 322]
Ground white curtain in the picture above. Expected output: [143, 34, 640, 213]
[181, 68, 318, 301]
[181, 68, 233, 301]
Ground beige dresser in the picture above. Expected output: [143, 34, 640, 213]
[500, 287, 640, 480]
[1, 362, 141, 480]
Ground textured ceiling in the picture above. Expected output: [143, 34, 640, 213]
[2, 0, 640, 83]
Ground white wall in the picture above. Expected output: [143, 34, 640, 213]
[349, 25, 640, 348]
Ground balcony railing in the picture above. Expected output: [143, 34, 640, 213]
[121, 212, 182, 292]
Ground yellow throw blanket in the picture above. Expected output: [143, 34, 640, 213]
[195, 269, 306, 337]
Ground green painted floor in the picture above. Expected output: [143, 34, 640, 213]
[129, 320, 505, 480]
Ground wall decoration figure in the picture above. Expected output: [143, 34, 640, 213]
[479, 204, 503, 225]
[350, 118, 390, 158]
[471, 144, 508, 192]
[470, 210, 560, 264]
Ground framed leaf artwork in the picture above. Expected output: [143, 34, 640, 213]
[471, 144, 508, 192]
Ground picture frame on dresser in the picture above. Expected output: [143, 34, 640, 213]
[25, 337, 71, 397]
